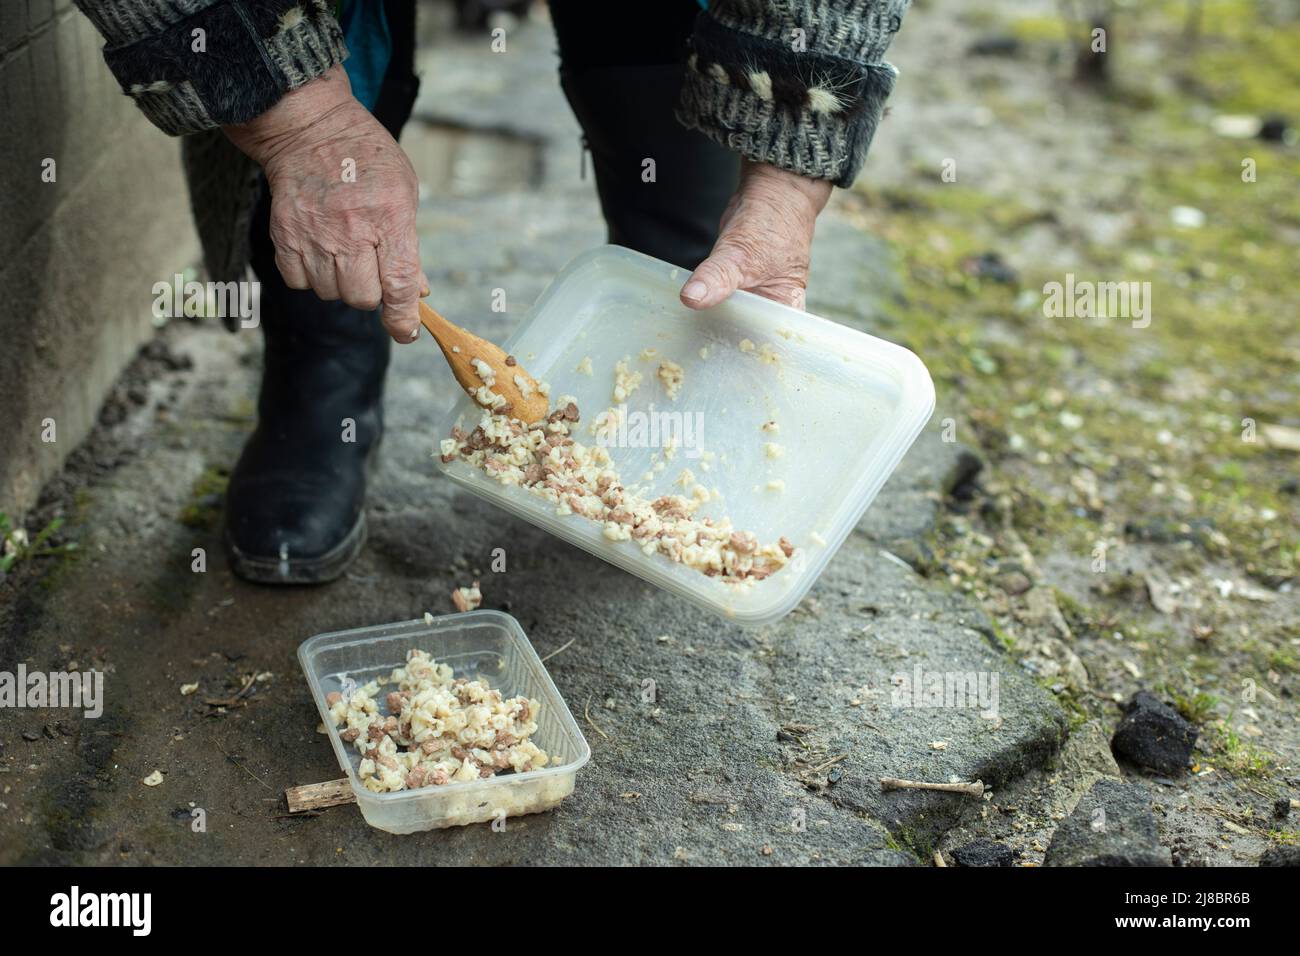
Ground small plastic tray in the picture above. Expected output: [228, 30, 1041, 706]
[298, 610, 589, 834]
[435, 245, 935, 625]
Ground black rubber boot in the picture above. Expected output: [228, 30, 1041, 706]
[558, 62, 740, 270]
[223, 194, 390, 584]
[224, 0, 417, 584]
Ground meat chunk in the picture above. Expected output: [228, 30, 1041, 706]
[451, 580, 482, 612]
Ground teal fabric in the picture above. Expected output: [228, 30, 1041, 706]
[338, 0, 392, 111]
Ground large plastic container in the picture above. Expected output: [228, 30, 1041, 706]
[298, 610, 590, 834]
[435, 245, 935, 626]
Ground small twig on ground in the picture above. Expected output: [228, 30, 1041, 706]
[933, 849, 947, 867]
[583, 694, 609, 741]
[214, 739, 275, 793]
[540, 638, 575, 663]
[880, 776, 985, 797]
[808, 753, 849, 774]
[204, 673, 257, 708]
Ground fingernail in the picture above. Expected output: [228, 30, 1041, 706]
[682, 280, 708, 302]
[409, 327, 420, 340]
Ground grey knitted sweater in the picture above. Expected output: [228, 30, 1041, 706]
[74, 0, 909, 279]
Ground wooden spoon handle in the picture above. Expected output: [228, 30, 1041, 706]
[418, 300, 455, 337]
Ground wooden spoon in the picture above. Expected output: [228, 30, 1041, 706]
[418, 300, 550, 424]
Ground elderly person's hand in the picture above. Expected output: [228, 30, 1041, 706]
[223, 65, 429, 343]
[679, 161, 832, 312]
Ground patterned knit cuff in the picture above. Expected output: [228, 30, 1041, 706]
[91, 0, 347, 136]
[676, 11, 899, 188]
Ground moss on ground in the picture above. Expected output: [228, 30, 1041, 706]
[845, 2, 1298, 787]
[178, 466, 230, 531]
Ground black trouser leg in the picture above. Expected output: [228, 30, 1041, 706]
[550, 1, 740, 270]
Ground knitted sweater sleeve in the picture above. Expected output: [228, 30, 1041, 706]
[677, 0, 910, 188]
[73, 0, 347, 136]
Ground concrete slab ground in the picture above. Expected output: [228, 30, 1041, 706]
[0, 11, 1066, 865]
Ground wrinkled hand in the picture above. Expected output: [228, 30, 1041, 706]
[224, 65, 429, 343]
[680, 161, 832, 312]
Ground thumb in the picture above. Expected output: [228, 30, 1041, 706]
[680, 243, 747, 310]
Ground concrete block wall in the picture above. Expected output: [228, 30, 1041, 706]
[0, 0, 200, 516]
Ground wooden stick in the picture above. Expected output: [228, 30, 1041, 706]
[880, 776, 985, 797]
[286, 778, 355, 813]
